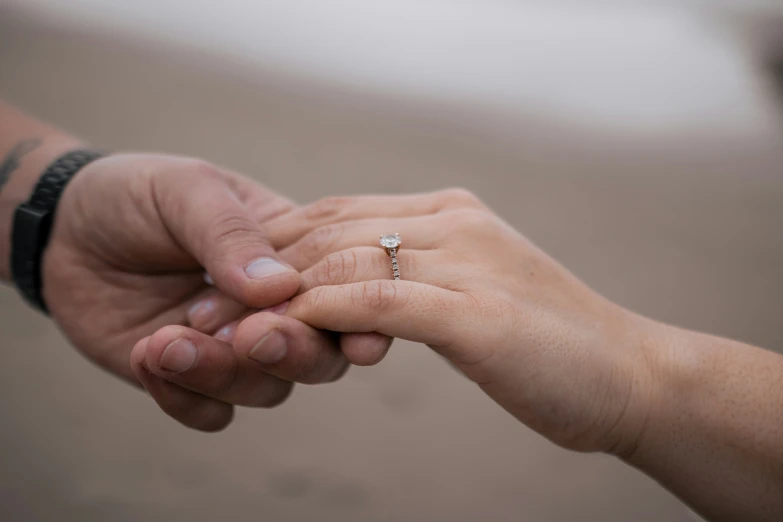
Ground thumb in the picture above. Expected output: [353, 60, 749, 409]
[154, 161, 299, 308]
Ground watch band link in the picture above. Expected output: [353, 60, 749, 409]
[11, 149, 104, 313]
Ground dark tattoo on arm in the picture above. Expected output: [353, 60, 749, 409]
[0, 138, 42, 192]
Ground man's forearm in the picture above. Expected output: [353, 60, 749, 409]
[626, 322, 783, 521]
[0, 100, 85, 281]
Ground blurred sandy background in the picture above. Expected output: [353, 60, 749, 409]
[1, 2, 782, 521]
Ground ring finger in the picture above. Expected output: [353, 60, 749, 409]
[281, 213, 453, 272]
[299, 246, 456, 293]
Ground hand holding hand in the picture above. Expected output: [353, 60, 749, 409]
[42, 153, 389, 430]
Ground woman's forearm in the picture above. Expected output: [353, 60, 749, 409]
[0, 101, 85, 281]
[626, 320, 783, 521]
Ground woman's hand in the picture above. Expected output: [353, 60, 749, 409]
[236, 189, 783, 521]
[229, 189, 658, 454]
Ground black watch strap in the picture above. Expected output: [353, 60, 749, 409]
[11, 149, 104, 313]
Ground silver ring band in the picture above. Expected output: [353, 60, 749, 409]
[380, 234, 402, 280]
[389, 248, 400, 280]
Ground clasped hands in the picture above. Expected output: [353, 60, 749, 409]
[43, 153, 657, 457]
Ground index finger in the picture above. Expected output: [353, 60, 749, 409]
[262, 189, 485, 249]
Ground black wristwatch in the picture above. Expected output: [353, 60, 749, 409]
[11, 149, 104, 313]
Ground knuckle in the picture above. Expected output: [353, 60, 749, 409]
[182, 159, 223, 181]
[300, 286, 325, 311]
[318, 249, 359, 286]
[152, 158, 224, 211]
[351, 280, 405, 312]
[449, 208, 494, 231]
[298, 223, 345, 262]
[463, 291, 496, 319]
[304, 195, 352, 221]
[438, 187, 482, 209]
[304, 285, 338, 315]
[209, 211, 260, 252]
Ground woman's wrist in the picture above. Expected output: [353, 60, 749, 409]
[577, 308, 667, 459]
[605, 316, 677, 461]
[615, 318, 783, 520]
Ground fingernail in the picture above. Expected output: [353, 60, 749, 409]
[264, 301, 289, 315]
[160, 338, 198, 373]
[187, 298, 216, 326]
[248, 330, 287, 365]
[215, 323, 237, 343]
[244, 258, 292, 280]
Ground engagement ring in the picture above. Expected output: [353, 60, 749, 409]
[380, 233, 402, 280]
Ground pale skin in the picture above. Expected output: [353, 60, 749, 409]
[238, 192, 783, 522]
[2, 101, 782, 521]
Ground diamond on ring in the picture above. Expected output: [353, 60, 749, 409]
[380, 234, 401, 249]
[380, 233, 402, 280]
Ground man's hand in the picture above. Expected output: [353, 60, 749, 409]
[40, 153, 389, 430]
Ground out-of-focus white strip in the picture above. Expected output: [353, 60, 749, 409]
[6, 0, 779, 140]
